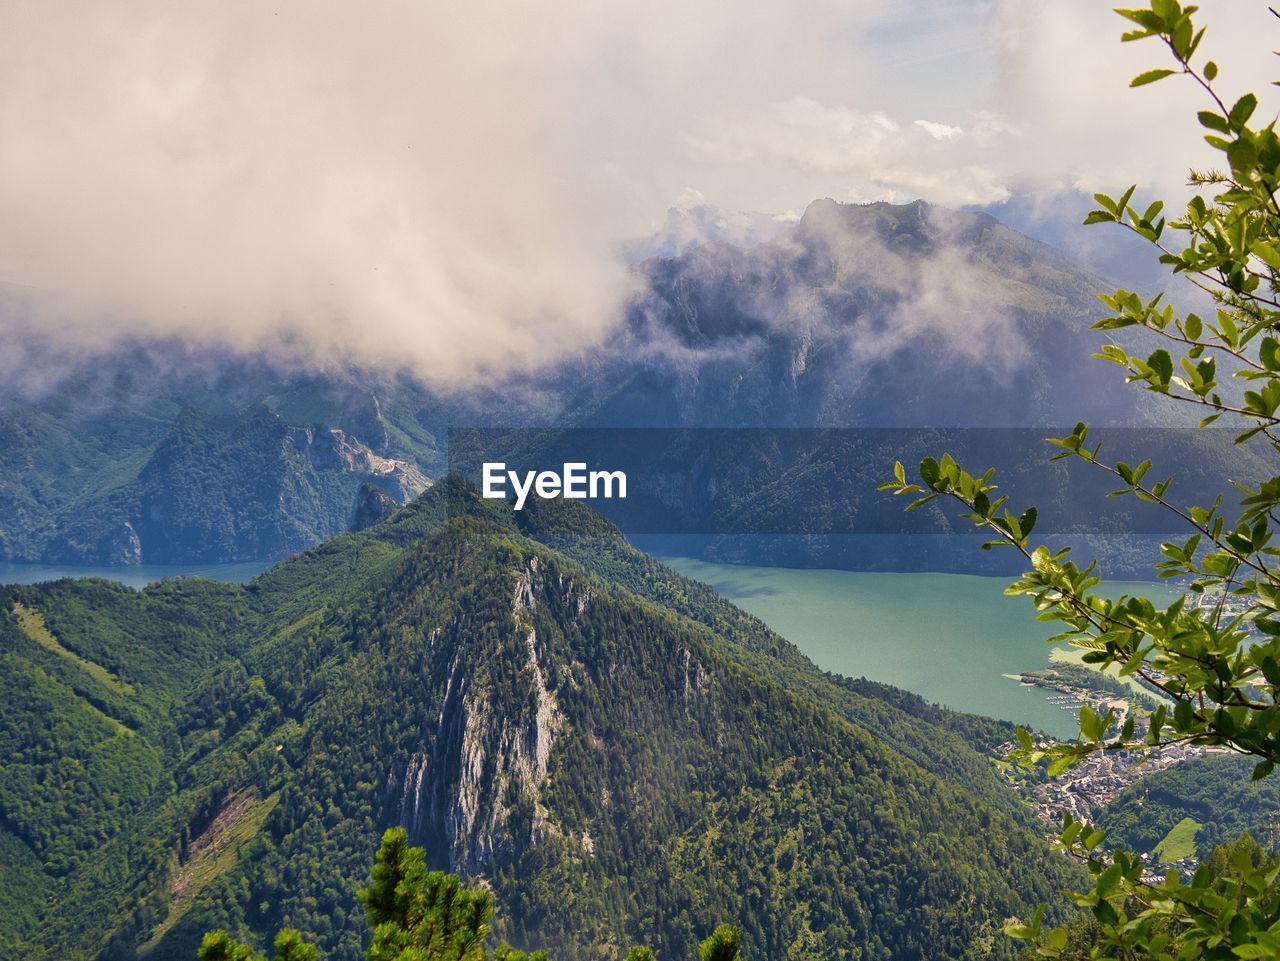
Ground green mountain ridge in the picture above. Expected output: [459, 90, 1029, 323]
[0, 481, 1078, 961]
[0, 403, 430, 566]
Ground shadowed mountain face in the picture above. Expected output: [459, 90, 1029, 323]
[0, 199, 1172, 565]
[0, 483, 1077, 961]
[0, 402, 430, 565]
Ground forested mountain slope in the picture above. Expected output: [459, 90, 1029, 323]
[1099, 754, 1280, 860]
[0, 482, 1078, 961]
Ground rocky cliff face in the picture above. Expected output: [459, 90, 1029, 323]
[350, 483, 400, 532]
[37, 405, 431, 565]
[398, 555, 568, 874]
[288, 425, 431, 501]
[95, 520, 143, 566]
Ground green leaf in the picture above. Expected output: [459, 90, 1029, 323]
[1260, 338, 1280, 371]
[1174, 697, 1195, 731]
[1198, 110, 1230, 132]
[1116, 8, 1166, 31]
[1255, 244, 1280, 272]
[1230, 93, 1258, 128]
[1147, 349, 1174, 385]
[1117, 184, 1137, 214]
[920, 457, 941, 487]
[1096, 863, 1123, 897]
[1093, 898, 1119, 926]
[1047, 755, 1075, 778]
[1079, 704, 1105, 742]
[1131, 68, 1176, 87]
[1232, 946, 1276, 959]
[1019, 507, 1037, 538]
[1228, 136, 1259, 173]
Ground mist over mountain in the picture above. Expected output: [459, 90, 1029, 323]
[556, 197, 1172, 429]
[621, 193, 801, 262]
[0, 199, 1180, 566]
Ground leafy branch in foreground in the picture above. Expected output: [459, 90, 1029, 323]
[199, 829, 741, 961]
[884, 2, 1280, 957]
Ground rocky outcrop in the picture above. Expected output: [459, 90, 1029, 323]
[287, 426, 431, 501]
[96, 521, 142, 567]
[350, 483, 399, 532]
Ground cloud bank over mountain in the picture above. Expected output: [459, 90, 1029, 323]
[0, 0, 1274, 384]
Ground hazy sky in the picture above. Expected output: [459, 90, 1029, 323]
[0, 0, 1276, 383]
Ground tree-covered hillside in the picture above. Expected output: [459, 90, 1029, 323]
[1098, 754, 1280, 861]
[0, 481, 1080, 961]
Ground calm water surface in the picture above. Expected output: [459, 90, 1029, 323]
[0, 560, 273, 589]
[658, 555, 1178, 738]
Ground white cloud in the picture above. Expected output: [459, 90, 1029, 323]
[914, 120, 963, 141]
[0, 0, 1275, 383]
[0, 0, 916, 382]
[0, 0, 660, 385]
[683, 3, 1280, 215]
[690, 97, 1011, 206]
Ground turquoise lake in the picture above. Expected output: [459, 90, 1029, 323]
[657, 555, 1179, 738]
[0, 560, 273, 589]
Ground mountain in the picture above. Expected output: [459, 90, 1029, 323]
[0, 198, 1181, 567]
[971, 184, 1173, 295]
[543, 198, 1174, 430]
[0, 481, 1079, 960]
[0, 396, 430, 565]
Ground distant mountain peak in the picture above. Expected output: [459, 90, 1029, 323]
[795, 196, 1004, 255]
